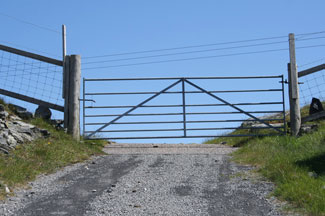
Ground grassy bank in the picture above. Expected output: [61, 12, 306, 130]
[205, 108, 325, 215]
[0, 102, 106, 199]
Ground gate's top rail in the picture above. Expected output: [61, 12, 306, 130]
[84, 75, 282, 82]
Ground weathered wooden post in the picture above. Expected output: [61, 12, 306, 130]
[68, 55, 81, 140]
[288, 33, 301, 136]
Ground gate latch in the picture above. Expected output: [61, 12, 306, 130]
[279, 79, 304, 84]
[79, 98, 96, 103]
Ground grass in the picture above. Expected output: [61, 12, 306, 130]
[0, 104, 106, 199]
[205, 104, 325, 215]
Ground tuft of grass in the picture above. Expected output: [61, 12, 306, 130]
[231, 123, 325, 215]
[0, 117, 106, 200]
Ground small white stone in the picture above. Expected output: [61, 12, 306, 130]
[5, 186, 10, 193]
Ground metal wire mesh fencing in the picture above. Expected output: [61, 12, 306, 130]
[298, 64, 325, 106]
[0, 45, 64, 112]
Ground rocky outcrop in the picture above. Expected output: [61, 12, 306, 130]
[9, 104, 33, 120]
[0, 104, 49, 154]
[35, 105, 52, 120]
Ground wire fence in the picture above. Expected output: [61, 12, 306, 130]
[299, 66, 325, 106]
[0, 48, 63, 109]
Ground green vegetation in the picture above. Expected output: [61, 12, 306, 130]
[205, 105, 325, 215]
[0, 103, 106, 200]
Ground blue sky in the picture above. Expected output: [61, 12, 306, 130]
[1, 1, 325, 143]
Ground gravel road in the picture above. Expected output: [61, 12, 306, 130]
[0, 143, 284, 216]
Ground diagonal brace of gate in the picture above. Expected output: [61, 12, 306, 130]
[184, 79, 283, 134]
[85, 79, 182, 138]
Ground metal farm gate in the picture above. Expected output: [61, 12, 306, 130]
[83, 76, 286, 140]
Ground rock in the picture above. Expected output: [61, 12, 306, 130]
[35, 105, 52, 120]
[7, 135, 17, 147]
[9, 115, 21, 121]
[299, 124, 318, 135]
[0, 135, 8, 145]
[309, 97, 324, 115]
[0, 104, 51, 154]
[308, 171, 318, 178]
[9, 104, 26, 112]
[0, 145, 9, 154]
[5, 186, 10, 193]
[241, 112, 288, 127]
[8, 104, 33, 120]
[16, 110, 33, 120]
[50, 119, 64, 130]
[0, 111, 8, 120]
[9, 131, 24, 144]
[40, 129, 50, 137]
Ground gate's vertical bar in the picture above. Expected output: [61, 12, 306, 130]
[83, 78, 86, 137]
[281, 75, 287, 135]
[182, 78, 187, 137]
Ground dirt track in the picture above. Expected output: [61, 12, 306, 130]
[0, 144, 283, 216]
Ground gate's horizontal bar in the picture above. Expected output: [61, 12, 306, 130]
[86, 134, 283, 140]
[85, 111, 283, 118]
[85, 102, 283, 109]
[84, 126, 284, 133]
[85, 118, 284, 126]
[85, 89, 282, 96]
[84, 75, 283, 82]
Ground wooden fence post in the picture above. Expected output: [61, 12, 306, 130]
[68, 55, 81, 140]
[288, 33, 301, 136]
